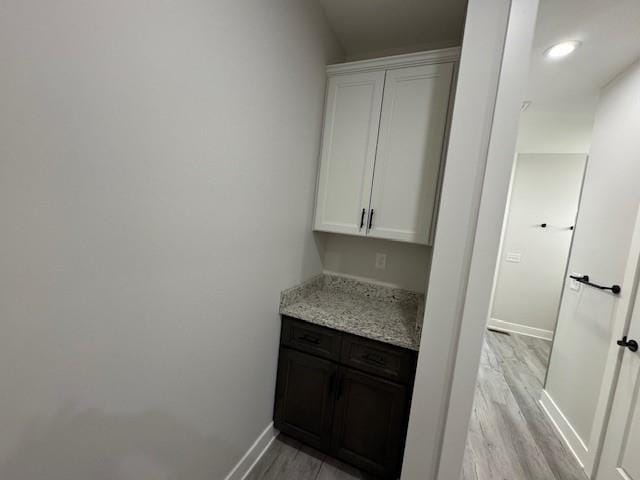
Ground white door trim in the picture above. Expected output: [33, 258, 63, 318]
[400, 0, 539, 478]
[434, 1, 539, 478]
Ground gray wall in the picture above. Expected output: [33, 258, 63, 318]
[0, 1, 342, 478]
[491, 154, 586, 334]
[545, 59, 640, 444]
[516, 108, 594, 153]
[319, 233, 432, 292]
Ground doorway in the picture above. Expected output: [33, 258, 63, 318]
[462, 150, 588, 478]
[490, 153, 587, 342]
[463, 152, 588, 479]
[459, 0, 640, 479]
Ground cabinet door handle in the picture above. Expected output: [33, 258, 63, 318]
[298, 334, 320, 345]
[368, 209, 374, 230]
[362, 353, 387, 367]
[337, 375, 344, 399]
[360, 208, 366, 229]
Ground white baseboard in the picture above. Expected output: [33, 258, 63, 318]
[487, 318, 554, 341]
[539, 390, 588, 468]
[224, 422, 278, 480]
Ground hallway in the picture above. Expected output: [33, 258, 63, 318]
[462, 331, 587, 480]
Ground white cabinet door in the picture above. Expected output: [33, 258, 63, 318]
[314, 71, 385, 236]
[367, 63, 453, 244]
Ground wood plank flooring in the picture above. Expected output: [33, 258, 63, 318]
[462, 331, 587, 480]
[249, 331, 587, 480]
[245, 434, 373, 480]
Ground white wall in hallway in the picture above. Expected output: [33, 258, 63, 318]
[0, 1, 342, 478]
[545, 58, 640, 448]
[491, 154, 587, 337]
[516, 107, 594, 154]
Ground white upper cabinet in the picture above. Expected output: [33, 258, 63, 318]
[368, 63, 454, 244]
[313, 49, 458, 245]
[313, 71, 385, 236]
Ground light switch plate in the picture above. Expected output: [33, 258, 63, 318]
[505, 252, 521, 263]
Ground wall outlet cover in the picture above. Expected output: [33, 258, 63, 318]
[375, 253, 387, 270]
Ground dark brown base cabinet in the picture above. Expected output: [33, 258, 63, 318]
[274, 317, 417, 479]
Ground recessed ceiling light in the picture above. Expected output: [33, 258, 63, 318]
[545, 41, 581, 59]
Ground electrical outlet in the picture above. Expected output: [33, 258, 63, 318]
[375, 253, 387, 270]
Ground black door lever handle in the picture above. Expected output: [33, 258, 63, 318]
[617, 336, 639, 352]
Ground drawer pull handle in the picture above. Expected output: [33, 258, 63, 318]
[362, 353, 387, 367]
[299, 334, 320, 345]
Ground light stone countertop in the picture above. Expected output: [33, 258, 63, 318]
[279, 274, 424, 351]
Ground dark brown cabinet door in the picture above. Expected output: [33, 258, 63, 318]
[332, 367, 407, 478]
[274, 348, 337, 451]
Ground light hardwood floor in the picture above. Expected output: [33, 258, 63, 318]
[463, 331, 587, 480]
[245, 434, 373, 480]
[249, 331, 587, 480]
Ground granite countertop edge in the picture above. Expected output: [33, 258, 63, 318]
[280, 308, 420, 351]
[279, 274, 423, 352]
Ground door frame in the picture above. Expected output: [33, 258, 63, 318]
[401, 0, 540, 478]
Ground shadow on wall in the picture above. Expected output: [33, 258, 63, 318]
[0, 405, 235, 480]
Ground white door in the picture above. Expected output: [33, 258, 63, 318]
[314, 71, 385, 236]
[367, 63, 453, 245]
[597, 259, 640, 479]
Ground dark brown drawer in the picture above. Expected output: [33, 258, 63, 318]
[340, 334, 415, 384]
[281, 317, 342, 361]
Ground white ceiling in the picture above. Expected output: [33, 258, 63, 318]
[318, 0, 466, 59]
[317, 0, 640, 121]
[526, 0, 640, 114]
